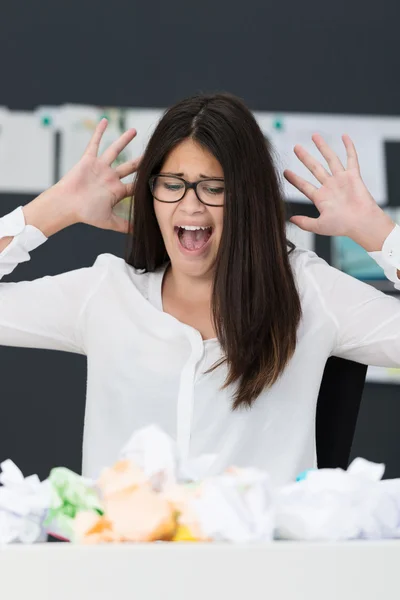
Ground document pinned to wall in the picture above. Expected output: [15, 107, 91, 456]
[256, 113, 387, 206]
[125, 108, 163, 156]
[0, 109, 55, 194]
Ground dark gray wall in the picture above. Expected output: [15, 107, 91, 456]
[1, 0, 399, 479]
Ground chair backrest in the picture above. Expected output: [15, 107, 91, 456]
[316, 356, 368, 470]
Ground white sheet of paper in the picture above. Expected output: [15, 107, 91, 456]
[125, 108, 163, 156]
[0, 110, 54, 194]
[370, 115, 400, 141]
[0, 107, 8, 125]
[256, 112, 387, 205]
[35, 105, 61, 129]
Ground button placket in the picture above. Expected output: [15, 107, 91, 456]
[176, 328, 204, 462]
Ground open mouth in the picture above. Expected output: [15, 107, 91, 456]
[174, 225, 213, 252]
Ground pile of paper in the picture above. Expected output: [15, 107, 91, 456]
[1, 425, 399, 544]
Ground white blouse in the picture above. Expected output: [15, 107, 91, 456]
[2, 206, 400, 485]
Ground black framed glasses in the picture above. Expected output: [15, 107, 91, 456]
[149, 174, 225, 207]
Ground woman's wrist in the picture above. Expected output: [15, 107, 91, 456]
[22, 185, 80, 238]
[347, 207, 395, 253]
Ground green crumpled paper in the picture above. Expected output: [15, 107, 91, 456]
[45, 467, 104, 540]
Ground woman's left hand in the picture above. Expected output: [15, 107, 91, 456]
[284, 134, 395, 252]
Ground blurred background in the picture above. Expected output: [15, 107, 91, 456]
[1, 0, 399, 479]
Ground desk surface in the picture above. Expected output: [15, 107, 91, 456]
[1, 541, 400, 600]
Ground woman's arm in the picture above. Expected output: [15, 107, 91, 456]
[0, 188, 74, 255]
[284, 133, 395, 251]
[285, 134, 400, 366]
[2, 118, 139, 251]
[0, 119, 139, 352]
[0, 237, 13, 253]
[299, 250, 400, 366]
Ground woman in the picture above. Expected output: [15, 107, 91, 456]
[0, 93, 399, 485]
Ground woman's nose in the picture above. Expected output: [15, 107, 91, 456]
[179, 188, 205, 213]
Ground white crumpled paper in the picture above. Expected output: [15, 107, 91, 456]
[0, 459, 53, 544]
[192, 468, 274, 542]
[275, 457, 400, 541]
[120, 425, 180, 490]
[120, 424, 218, 486]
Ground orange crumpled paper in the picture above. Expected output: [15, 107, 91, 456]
[74, 460, 179, 543]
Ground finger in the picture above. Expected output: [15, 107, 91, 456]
[289, 215, 321, 234]
[342, 134, 360, 172]
[84, 118, 108, 157]
[115, 156, 142, 179]
[312, 133, 344, 175]
[284, 170, 318, 202]
[293, 144, 331, 184]
[101, 128, 137, 166]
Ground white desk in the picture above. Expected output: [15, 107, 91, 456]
[1, 541, 399, 600]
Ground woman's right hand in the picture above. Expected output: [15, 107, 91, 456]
[55, 118, 140, 233]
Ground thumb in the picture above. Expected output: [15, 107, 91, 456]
[289, 215, 320, 234]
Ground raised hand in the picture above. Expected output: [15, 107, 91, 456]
[284, 134, 394, 251]
[56, 119, 140, 233]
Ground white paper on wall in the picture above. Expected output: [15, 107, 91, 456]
[35, 105, 61, 130]
[2, 104, 400, 209]
[0, 110, 54, 194]
[0, 107, 9, 125]
[371, 116, 400, 142]
[256, 113, 387, 206]
[125, 108, 164, 157]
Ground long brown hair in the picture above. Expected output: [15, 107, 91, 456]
[127, 93, 302, 409]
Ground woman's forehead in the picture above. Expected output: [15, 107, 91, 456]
[162, 139, 223, 178]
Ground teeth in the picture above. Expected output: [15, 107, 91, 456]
[178, 225, 211, 231]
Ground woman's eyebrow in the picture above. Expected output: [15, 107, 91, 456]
[199, 173, 224, 179]
[159, 171, 184, 176]
[159, 171, 224, 179]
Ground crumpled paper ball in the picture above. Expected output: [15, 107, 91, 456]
[73, 459, 176, 543]
[0, 459, 51, 544]
[190, 467, 273, 543]
[45, 467, 104, 540]
[119, 425, 179, 490]
[275, 457, 400, 541]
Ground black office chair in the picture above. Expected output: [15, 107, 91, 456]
[316, 356, 368, 469]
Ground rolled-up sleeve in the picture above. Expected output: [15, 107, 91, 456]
[368, 224, 400, 290]
[0, 206, 48, 277]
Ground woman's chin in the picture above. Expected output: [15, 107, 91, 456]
[171, 247, 216, 278]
